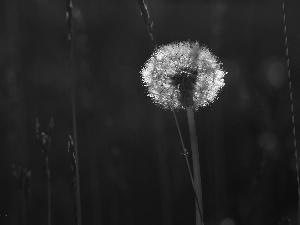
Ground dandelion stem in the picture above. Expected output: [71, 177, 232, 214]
[172, 110, 202, 218]
[186, 106, 204, 225]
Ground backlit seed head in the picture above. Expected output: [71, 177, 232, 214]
[141, 41, 226, 111]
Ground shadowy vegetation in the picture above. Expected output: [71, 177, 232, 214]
[1, 0, 300, 225]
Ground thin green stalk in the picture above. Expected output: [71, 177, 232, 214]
[282, 1, 300, 223]
[71, 93, 82, 225]
[186, 106, 204, 225]
[36, 118, 53, 225]
[45, 156, 51, 225]
[66, 0, 82, 224]
[172, 110, 202, 217]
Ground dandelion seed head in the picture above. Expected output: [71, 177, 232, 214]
[141, 41, 226, 110]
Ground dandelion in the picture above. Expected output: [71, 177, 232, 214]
[141, 41, 226, 111]
[141, 41, 226, 225]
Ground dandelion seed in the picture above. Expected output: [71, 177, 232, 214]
[141, 41, 226, 110]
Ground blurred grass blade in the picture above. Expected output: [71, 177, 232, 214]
[137, 0, 156, 48]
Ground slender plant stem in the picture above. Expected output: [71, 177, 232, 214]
[282, 0, 300, 221]
[72, 91, 82, 225]
[45, 156, 51, 225]
[172, 110, 202, 217]
[186, 106, 203, 225]
[67, 0, 82, 224]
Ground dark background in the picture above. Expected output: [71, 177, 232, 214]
[1, 0, 300, 225]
